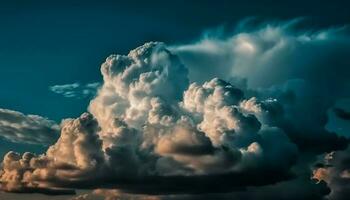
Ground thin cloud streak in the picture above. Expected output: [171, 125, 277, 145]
[49, 82, 100, 99]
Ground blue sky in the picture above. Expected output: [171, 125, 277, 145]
[1, 0, 349, 121]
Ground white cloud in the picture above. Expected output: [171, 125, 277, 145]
[49, 82, 101, 99]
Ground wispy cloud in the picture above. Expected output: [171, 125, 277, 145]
[0, 108, 59, 145]
[49, 82, 100, 99]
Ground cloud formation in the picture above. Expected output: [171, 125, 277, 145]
[1, 19, 350, 199]
[0, 108, 59, 145]
[172, 19, 350, 153]
[1, 42, 298, 195]
[0, 113, 104, 193]
[313, 147, 350, 200]
[50, 82, 100, 99]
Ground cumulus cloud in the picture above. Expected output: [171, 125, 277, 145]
[0, 113, 104, 194]
[1, 19, 350, 199]
[50, 82, 101, 99]
[0, 108, 59, 145]
[0, 42, 298, 195]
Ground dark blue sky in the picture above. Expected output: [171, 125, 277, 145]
[1, 0, 349, 122]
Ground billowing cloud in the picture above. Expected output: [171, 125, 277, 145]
[1, 19, 350, 199]
[50, 82, 101, 99]
[0, 42, 297, 194]
[0, 108, 59, 145]
[172, 19, 350, 153]
[0, 113, 104, 193]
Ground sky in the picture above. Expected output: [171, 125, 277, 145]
[1, 0, 349, 121]
[0, 0, 350, 200]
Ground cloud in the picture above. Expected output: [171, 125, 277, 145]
[70, 189, 161, 200]
[50, 82, 101, 99]
[0, 113, 104, 194]
[1, 19, 350, 199]
[0, 42, 297, 194]
[92, 189, 160, 200]
[69, 177, 329, 200]
[0, 108, 59, 145]
[171, 19, 350, 153]
[333, 108, 350, 121]
[313, 148, 350, 200]
[170, 19, 350, 90]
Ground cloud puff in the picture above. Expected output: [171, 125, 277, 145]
[0, 113, 103, 194]
[89, 42, 189, 130]
[50, 82, 100, 99]
[1, 19, 350, 199]
[0, 108, 59, 145]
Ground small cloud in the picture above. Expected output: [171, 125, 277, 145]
[49, 82, 101, 99]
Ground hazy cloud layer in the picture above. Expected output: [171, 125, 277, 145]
[1, 20, 350, 199]
[0, 108, 59, 145]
